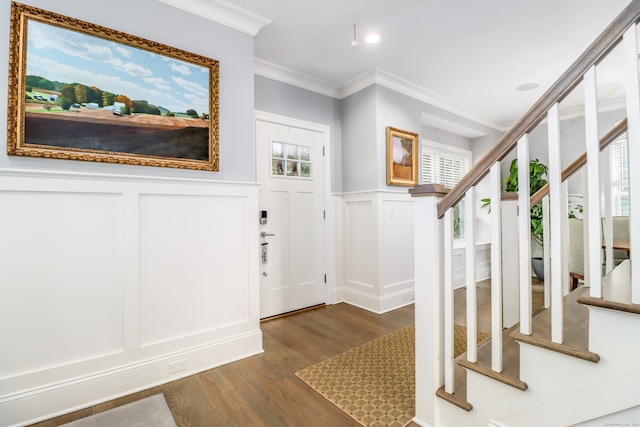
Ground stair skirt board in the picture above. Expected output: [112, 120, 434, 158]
[460, 356, 640, 427]
[494, 369, 640, 427]
[450, 307, 640, 427]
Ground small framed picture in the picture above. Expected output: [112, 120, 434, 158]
[386, 126, 418, 186]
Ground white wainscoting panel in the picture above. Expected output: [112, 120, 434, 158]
[0, 191, 124, 376]
[0, 169, 261, 427]
[342, 191, 416, 313]
[139, 194, 251, 346]
[380, 196, 415, 312]
[341, 191, 489, 313]
[345, 198, 377, 290]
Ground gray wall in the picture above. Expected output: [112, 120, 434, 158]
[375, 87, 424, 190]
[341, 85, 379, 193]
[503, 108, 626, 194]
[0, 0, 255, 182]
[339, 84, 502, 193]
[254, 75, 343, 192]
[422, 125, 472, 152]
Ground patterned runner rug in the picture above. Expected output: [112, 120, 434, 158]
[296, 323, 489, 427]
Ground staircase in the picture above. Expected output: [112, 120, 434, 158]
[412, 1, 640, 426]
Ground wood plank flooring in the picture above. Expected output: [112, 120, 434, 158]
[29, 303, 415, 427]
[30, 278, 539, 426]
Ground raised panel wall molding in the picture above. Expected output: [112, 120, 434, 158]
[0, 169, 262, 427]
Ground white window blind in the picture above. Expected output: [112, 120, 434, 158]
[421, 141, 471, 188]
[422, 141, 472, 239]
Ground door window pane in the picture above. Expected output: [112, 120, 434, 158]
[300, 162, 311, 177]
[271, 141, 312, 179]
[286, 144, 298, 160]
[272, 159, 284, 175]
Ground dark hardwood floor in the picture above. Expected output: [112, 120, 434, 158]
[29, 280, 543, 427]
[29, 303, 415, 427]
[455, 278, 546, 333]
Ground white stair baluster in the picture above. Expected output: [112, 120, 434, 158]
[465, 188, 478, 362]
[601, 147, 614, 275]
[585, 65, 602, 295]
[548, 103, 564, 344]
[624, 24, 640, 304]
[490, 162, 503, 372]
[562, 180, 570, 295]
[518, 135, 532, 335]
[543, 194, 551, 308]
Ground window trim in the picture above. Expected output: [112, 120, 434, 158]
[421, 140, 472, 240]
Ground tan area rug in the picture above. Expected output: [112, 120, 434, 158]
[61, 394, 177, 427]
[454, 324, 491, 359]
[296, 323, 490, 427]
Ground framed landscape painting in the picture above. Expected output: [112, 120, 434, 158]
[7, 2, 220, 171]
[386, 126, 418, 186]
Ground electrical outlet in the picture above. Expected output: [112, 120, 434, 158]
[409, 291, 415, 302]
[168, 359, 186, 374]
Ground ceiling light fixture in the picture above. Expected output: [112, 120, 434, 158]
[364, 33, 381, 44]
[516, 82, 539, 91]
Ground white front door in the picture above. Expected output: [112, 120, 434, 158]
[256, 119, 326, 319]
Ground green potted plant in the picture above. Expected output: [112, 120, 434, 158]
[481, 158, 548, 279]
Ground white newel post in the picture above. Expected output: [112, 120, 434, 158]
[410, 184, 448, 427]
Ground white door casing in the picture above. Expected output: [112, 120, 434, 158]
[256, 114, 329, 318]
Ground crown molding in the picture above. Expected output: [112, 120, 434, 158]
[255, 60, 508, 132]
[157, 0, 271, 36]
[254, 59, 340, 98]
[421, 113, 488, 139]
[341, 68, 509, 131]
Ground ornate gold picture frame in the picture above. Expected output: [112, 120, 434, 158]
[7, 2, 220, 171]
[386, 126, 418, 186]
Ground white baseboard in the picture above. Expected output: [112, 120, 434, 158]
[341, 287, 414, 314]
[1, 330, 263, 427]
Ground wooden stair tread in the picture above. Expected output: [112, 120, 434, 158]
[511, 285, 599, 362]
[578, 260, 640, 314]
[458, 323, 527, 391]
[435, 344, 472, 411]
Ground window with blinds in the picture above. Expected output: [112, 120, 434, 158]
[422, 141, 472, 239]
[421, 141, 471, 189]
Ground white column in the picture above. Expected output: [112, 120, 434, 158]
[465, 188, 478, 363]
[548, 103, 564, 344]
[412, 187, 445, 427]
[490, 162, 503, 372]
[518, 135, 532, 334]
[584, 65, 602, 296]
[624, 24, 640, 304]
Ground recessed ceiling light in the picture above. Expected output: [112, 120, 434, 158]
[364, 33, 381, 44]
[516, 82, 539, 91]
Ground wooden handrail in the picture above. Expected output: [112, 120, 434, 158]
[437, 0, 640, 219]
[529, 118, 628, 207]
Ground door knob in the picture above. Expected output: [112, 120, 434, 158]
[261, 231, 275, 237]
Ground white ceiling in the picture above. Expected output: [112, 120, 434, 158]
[181, 0, 634, 131]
